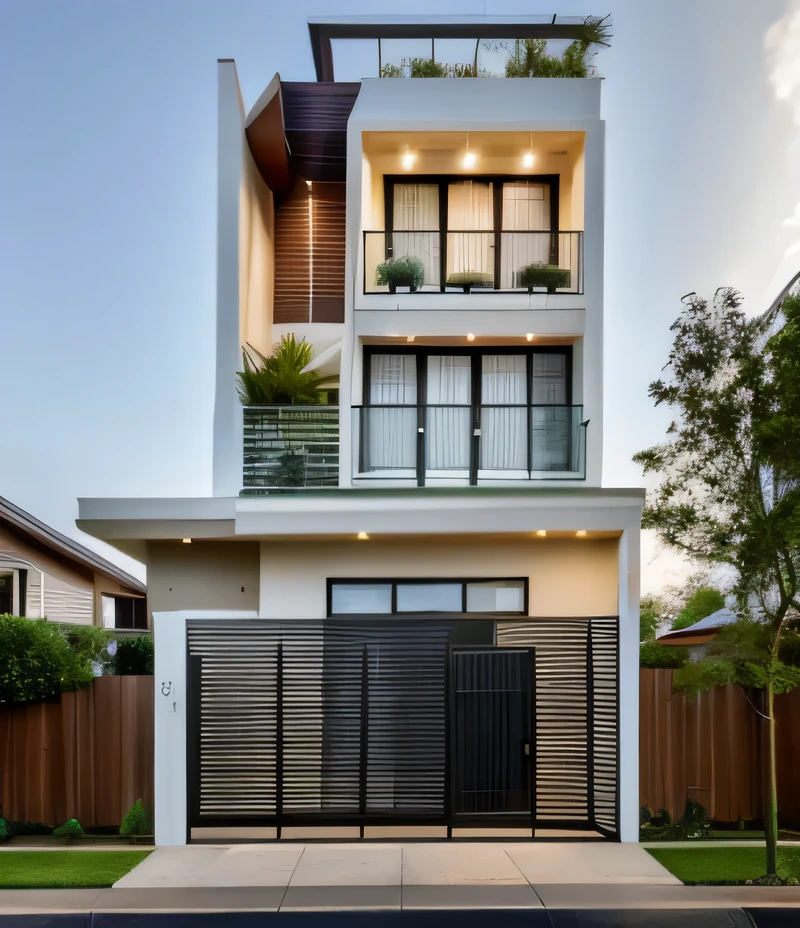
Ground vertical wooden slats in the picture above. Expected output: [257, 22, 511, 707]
[273, 180, 311, 323]
[0, 676, 154, 827]
[310, 182, 346, 322]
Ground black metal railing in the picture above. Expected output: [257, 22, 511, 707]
[364, 230, 583, 295]
[352, 404, 587, 484]
[242, 406, 339, 490]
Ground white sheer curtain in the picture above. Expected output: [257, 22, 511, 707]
[480, 355, 527, 471]
[501, 182, 551, 288]
[446, 181, 494, 285]
[393, 184, 440, 289]
[426, 356, 471, 470]
[531, 353, 569, 470]
[367, 355, 417, 470]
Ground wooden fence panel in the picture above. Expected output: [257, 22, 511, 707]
[0, 676, 154, 828]
[640, 669, 798, 828]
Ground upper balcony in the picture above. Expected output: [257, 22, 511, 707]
[357, 129, 587, 312]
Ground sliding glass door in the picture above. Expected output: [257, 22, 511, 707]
[480, 355, 528, 475]
[426, 356, 471, 478]
[446, 181, 494, 289]
[365, 354, 417, 476]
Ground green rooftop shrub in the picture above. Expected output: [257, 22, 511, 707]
[519, 263, 571, 294]
[376, 256, 424, 292]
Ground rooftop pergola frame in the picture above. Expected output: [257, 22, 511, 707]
[307, 15, 610, 82]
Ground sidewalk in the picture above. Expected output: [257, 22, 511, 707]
[1, 843, 799, 915]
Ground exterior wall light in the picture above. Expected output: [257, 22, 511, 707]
[357, 532, 370, 540]
[466, 333, 475, 341]
[522, 132, 535, 168]
[463, 132, 477, 169]
[182, 538, 192, 544]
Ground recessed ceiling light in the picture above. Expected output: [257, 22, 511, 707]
[401, 151, 416, 170]
[536, 530, 547, 537]
[407, 335, 415, 343]
[466, 333, 475, 341]
[182, 538, 192, 544]
[526, 333, 535, 342]
[576, 530, 587, 538]
[357, 532, 369, 540]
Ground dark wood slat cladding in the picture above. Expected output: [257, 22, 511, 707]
[273, 179, 311, 323]
[281, 82, 360, 182]
[311, 182, 346, 322]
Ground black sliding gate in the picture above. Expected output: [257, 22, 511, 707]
[186, 616, 619, 839]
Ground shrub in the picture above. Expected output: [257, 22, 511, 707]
[120, 799, 152, 837]
[53, 818, 83, 836]
[0, 614, 96, 705]
[640, 640, 688, 669]
[672, 587, 725, 631]
[375, 256, 424, 292]
[237, 335, 323, 407]
[111, 636, 154, 676]
[0, 819, 52, 843]
[519, 263, 571, 293]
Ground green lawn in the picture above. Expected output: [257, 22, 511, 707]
[0, 850, 151, 888]
[648, 846, 800, 885]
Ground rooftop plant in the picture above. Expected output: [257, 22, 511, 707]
[237, 335, 323, 406]
[504, 16, 612, 78]
[375, 255, 424, 293]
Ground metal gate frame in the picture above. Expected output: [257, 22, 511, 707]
[186, 616, 620, 840]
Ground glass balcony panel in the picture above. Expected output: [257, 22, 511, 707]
[445, 232, 495, 289]
[242, 407, 339, 490]
[425, 405, 471, 471]
[331, 38, 379, 80]
[530, 405, 586, 477]
[355, 406, 418, 473]
[432, 39, 480, 76]
[479, 406, 528, 470]
[379, 38, 435, 77]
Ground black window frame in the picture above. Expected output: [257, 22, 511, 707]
[327, 577, 529, 617]
[105, 594, 148, 630]
[383, 173, 561, 290]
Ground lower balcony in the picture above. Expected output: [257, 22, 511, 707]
[353, 405, 588, 486]
[242, 406, 339, 492]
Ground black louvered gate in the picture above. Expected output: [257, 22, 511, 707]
[186, 615, 619, 839]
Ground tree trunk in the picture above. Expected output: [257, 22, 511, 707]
[763, 683, 779, 876]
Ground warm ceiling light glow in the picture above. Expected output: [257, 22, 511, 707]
[182, 538, 192, 544]
[466, 332, 475, 341]
[576, 530, 588, 538]
[463, 150, 478, 169]
[305, 180, 312, 188]
[536, 530, 547, 537]
[407, 335, 415, 343]
[357, 531, 369, 540]
[522, 151, 535, 168]
[401, 151, 416, 170]
[526, 333, 535, 342]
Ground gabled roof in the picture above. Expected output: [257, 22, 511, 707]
[0, 496, 145, 594]
[657, 607, 738, 646]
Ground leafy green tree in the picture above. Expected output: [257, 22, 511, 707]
[634, 287, 800, 878]
[237, 335, 322, 406]
[640, 595, 688, 668]
[671, 587, 726, 631]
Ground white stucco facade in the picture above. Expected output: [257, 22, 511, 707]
[79, 21, 643, 849]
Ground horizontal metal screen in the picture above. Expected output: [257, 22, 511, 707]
[187, 619, 451, 827]
[497, 616, 619, 837]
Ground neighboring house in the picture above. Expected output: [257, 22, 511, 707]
[77, 16, 644, 845]
[0, 496, 146, 630]
[656, 607, 739, 662]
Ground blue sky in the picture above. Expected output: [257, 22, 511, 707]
[1, 0, 799, 588]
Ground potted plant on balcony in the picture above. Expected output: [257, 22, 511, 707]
[375, 256, 424, 293]
[519, 263, 571, 294]
[445, 271, 494, 292]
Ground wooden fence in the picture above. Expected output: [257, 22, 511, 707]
[640, 669, 800, 829]
[0, 675, 153, 828]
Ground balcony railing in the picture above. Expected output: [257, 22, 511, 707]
[242, 406, 339, 491]
[353, 404, 588, 484]
[364, 230, 583, 295]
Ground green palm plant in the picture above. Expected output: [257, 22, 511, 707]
[237, 335, 323, 406]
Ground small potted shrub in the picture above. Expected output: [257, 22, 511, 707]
[519, 263, 571, 294]
[445, 271, 494, 292]
[375, 256, 424, 293]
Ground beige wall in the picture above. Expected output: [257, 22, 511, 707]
[260, 538, 618, 618]
[147, 541, 260, 620]
[239, 139, 274, 356]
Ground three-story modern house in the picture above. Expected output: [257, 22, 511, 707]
[77, 15, 643, 846]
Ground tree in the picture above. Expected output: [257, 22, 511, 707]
[237, 335, 322, 406]
[633, 287, 800, 879]
[640, 594, 687, 669]
[671, 587, 725, 631]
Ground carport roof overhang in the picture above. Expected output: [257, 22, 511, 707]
[77, 488, 643, 562]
